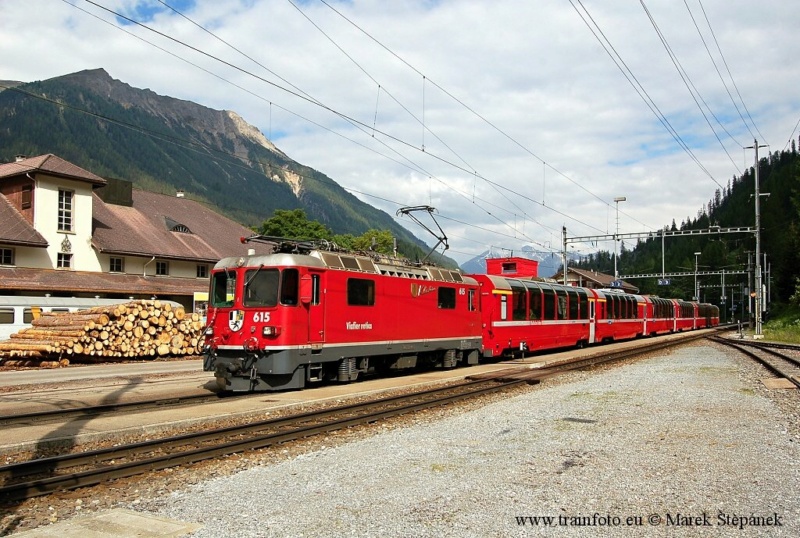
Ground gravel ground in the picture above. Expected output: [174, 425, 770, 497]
[128, 343, 799, 537]
[2, 341, 798, 536]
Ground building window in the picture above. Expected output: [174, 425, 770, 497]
[58, 189, 74, 232]
[196, 264, 208, 278]
[110, 257, 124, 273]
[0, 248, 14, 266]
[156, 260, 169, 276]
[21, 185, 32, 209]
[57, 253, 72, 269]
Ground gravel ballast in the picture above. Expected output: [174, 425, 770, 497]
[135, 344, 799, 537]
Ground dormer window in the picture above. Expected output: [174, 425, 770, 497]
[165, 216, 191, 234]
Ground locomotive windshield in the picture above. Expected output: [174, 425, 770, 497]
[244, 268, 280, 307]
[210, 270, 236, 307]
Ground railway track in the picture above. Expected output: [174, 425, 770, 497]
[0, 393, 220, 428]
[0, 376, 531, 503]
[710, 336, 800, 389]
[0, 331, 718, 503]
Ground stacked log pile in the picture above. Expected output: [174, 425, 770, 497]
[0, 300, 205, 366]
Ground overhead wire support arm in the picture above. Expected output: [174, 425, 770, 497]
[396, 205, 449, 264]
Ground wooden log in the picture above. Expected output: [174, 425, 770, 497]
[0, 341, 55, 352]
[10, 332, 78, 342]
[17, 328, 84, 338]
[31, 315, 109, 328]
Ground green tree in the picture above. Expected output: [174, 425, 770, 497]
[258, 209, 332, 240]
[352, 229, 395, 254]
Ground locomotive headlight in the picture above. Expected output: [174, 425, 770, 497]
[262, 326, 281, 337]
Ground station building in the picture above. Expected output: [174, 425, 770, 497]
[0, 153, 271, 313]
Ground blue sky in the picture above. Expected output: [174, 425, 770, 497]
[118, 0, 196, 24]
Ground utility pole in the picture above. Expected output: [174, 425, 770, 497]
[613, 197, 626, 279]
[746, 139, 768, 338]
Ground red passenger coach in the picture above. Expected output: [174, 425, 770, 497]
[203, 237, 483, 392]
[472, 274, 596, 358]
[590, 289, 646, 343]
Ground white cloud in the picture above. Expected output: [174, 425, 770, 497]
[2, 0, 797, 264]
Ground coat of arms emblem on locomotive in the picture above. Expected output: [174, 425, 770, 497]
[228, 310, 244, 332]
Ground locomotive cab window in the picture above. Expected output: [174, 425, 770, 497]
[438, 287, 456, 309]
[348, 278, 375, 306]
[244, 268, 279, 307]
[311, 274, 321, 305]
[211, 271, 237, 307]
[280, 268, 299, 306]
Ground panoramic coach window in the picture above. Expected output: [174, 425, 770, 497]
[511, 284, 526, 320]
[244, 268, 280, 307]
[347, 278, 375, 306]
[556, 290, 568, 320]
[568, 290, 579, 319]
[529, 288, 542, 320]
[438, 287, 456, 309]
[543, 288, 556, 320]
[210, 271, 237, 307]
[578, 290, 589, 319]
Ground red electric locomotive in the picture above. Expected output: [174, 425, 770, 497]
[203, 236, 483, 392]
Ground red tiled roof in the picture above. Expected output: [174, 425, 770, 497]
[0, 193, 48, 247]
[562, 267, 638, 293]
[0, 266, 207, 296]
[92, 190, 270, 262]
[0, 154, 106, 186]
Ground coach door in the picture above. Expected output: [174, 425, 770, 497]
[588, 297, 596, 344]
[301, 272, 325, 345]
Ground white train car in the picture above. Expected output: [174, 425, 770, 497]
[0, 296, 130, 341]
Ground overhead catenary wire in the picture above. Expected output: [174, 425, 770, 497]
[314, 0, 656, 232]
[695, 0, 767, 144]
[683, 0, 752, 144]
[639, 0, 740, 179]
[72, 0, 613, 248]
[569, 0, 722, 190]
[73, 0, 551, 245]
